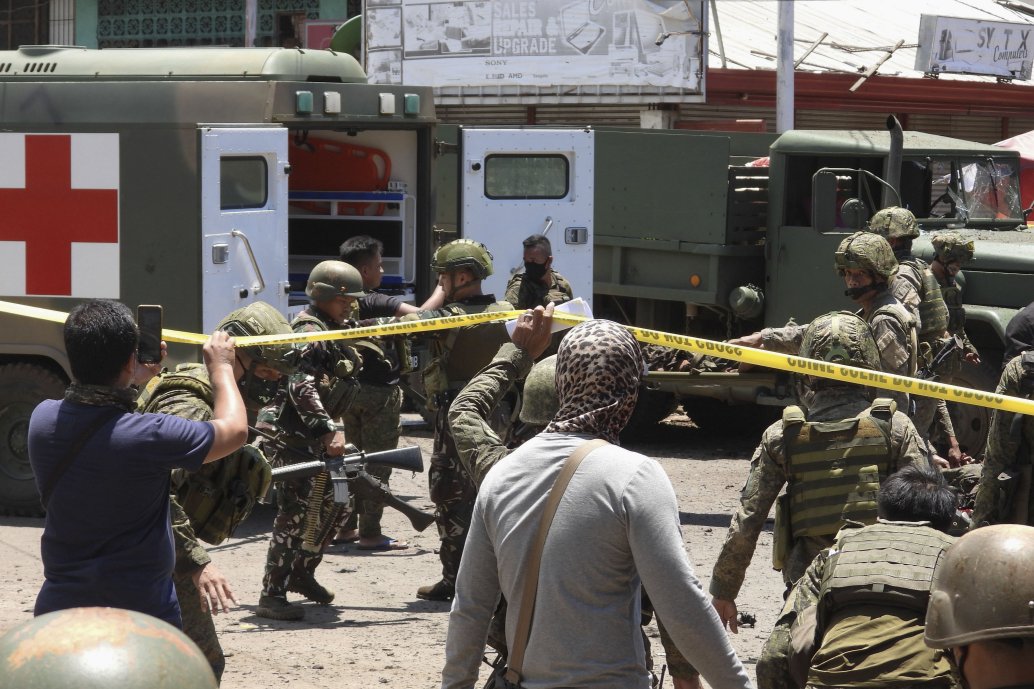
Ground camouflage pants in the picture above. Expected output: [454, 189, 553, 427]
[912, 395, 939, 442]
[262, 470, 346, 597]
[642, 588, 697, 682]
[756, 590, 798, 689]
[174, 570, 225, 683]
[341, 383, 402, 539]
[430, 408, 478, 585]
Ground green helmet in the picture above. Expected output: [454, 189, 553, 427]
[800, 311, 881, 370]
[925, 524, 1034, 648]
[868, 206, 920, 239]
[834, 231, 898, 281]
[430, 239, 494, 279]
[931, 232, 975, 264]
[520, 354, 558, 425]
[218, 301, 298, 375]
[305, 260, 365, 302]
[0, 607, 217, 689]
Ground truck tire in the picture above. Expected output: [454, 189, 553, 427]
[0, 363, 66, 516]
[946, 360, 998, 459]
[621, 389, 679, 439]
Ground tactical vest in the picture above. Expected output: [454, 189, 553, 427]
[869, 301, 919, 376]
[138, 364, 272, 545]
[421, 299, 512, 408]
[292, 310, 360, 417]
[901, 258, 949, 343]
[818, 522, 955, 619]
[782, 399, 895, 539]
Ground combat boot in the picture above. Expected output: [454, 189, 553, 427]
[256, 595, 304, 621]
[288, 573, 336, 604]
[416, 579, 455, 601]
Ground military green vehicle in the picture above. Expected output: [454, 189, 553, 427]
[0, 46, 1029, 514]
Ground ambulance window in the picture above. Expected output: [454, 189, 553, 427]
[484, 155, 569, 200]
[221, 157, 268, 210]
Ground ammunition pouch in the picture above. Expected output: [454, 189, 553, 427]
[321, 374, 360, 418]
[422, 357, 450, 412]
[173, 444, 272, 545]
[773, 492, 793, 571]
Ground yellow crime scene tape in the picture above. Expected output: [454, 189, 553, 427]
[2, 298, 1031, 417]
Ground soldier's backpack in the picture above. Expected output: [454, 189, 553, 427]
[139, 364, 272, 545]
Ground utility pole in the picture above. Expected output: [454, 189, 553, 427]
[776, 1, 795, 133]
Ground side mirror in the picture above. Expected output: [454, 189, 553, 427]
[840, 198, 869, 229]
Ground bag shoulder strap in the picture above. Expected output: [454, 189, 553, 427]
[40, 407, 123, 509]
[504, 438, 608, 685]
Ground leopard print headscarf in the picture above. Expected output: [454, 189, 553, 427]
[544, 319, 645, 444]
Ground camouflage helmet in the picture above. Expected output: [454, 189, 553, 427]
[305, 260, 365, 302]
[868, 206, 920, 239]
[800, 311, 881, 371]
[218, 301, 298, 375]
[834, 231, 899, 281]
[0, 607, 217, 689]
[931, 232, 976, 265]
[430, 239, 494, 279]
[925, 524, 1034, 648]
[520, 354, 558, 425]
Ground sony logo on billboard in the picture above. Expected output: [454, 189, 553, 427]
[916, 14, 1033, 81]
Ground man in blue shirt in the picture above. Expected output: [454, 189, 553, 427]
[28, 299, 248, 628]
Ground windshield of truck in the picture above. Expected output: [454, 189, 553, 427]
[903, 157, 1022, 223]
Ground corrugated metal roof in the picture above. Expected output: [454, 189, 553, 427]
[709, 0, 1034, 86]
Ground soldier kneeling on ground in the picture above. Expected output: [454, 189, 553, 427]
[759, 464, 958, 689]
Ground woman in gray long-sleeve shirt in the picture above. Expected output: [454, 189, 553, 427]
[441, 319, 752, 689]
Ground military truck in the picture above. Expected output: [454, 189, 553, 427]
[1, 46, 1031, 514]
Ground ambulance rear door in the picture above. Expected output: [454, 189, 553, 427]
[459, 128, 594, 306]
[200, 126, 290, 332]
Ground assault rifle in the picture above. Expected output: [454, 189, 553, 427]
[253, 427, 436, 533]
[917, 334, 964, 381]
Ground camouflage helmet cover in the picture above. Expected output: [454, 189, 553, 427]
[218, 301, 298, 375]
[868, 206, 920, 239]
[520, 354, 558, 425]
[430, 239, 494, 279]
[800, 310, 881, 371]
[834, 231, 899, 281]
[925, 524, 1034, 648]
[0, 607, 218, 689]
[305, 260, 365, 302]
[931, 232, 976, 264]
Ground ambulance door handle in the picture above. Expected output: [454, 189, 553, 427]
[231, 229, 266, 295]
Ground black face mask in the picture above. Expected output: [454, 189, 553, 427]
[237, 359, 282, 411]
[843, 282, 886, 300]
[524, 261, 548, 281]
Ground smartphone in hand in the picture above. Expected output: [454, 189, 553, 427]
[137, 305, 163, 364]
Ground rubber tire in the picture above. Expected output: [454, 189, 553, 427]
[0, 363, 66, 516]
[946, 360, 998, 459]
[682, 397, 779, 435]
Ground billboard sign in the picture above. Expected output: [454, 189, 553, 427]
[364, 0, 704, 94]
[916, 14, 1033, 81]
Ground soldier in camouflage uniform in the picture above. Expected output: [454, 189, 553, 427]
[256, 261, 365, 621]
[711, 312, 928, 689]
[867, 208, 963, 465]
[758, 465, 958, 689]
[334, 235, 412, 550]
[503, 234, 574, 310]
[734, 232, 918, 413]
[139, 300, 298, 681]
[930, 232, 981, 377]
[408, 239, 513, 602]
[450, 305, 703, 689]
[970, 350, 1034, 528]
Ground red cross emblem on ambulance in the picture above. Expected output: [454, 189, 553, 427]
[0, 133, 120, 297]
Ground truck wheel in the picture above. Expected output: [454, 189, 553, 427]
[621, 389, 679, 439]
[0, 363, 66, 516]
[946, 361, 998, 459]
